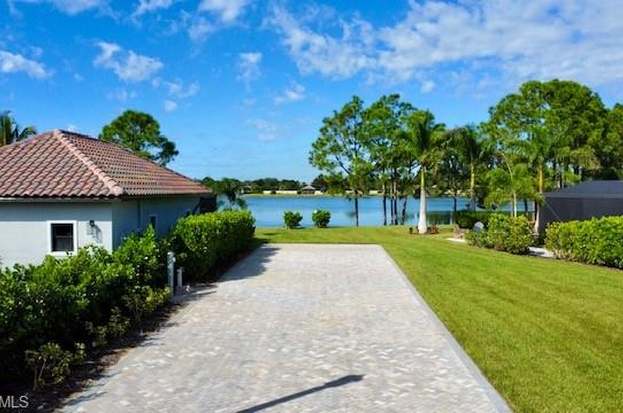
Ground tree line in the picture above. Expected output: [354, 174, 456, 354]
[309, 80, 623, 232]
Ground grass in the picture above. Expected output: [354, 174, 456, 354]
[255, 226, 623, 413]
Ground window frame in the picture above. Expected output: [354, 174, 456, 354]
[47, 220, 78, 256]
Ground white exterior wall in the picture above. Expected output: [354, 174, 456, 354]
[0, 202, 113, 267]
[0, 196, 201, 267]
[112, 196, 201, 247]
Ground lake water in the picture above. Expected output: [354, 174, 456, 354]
[241, 195, 532, 227]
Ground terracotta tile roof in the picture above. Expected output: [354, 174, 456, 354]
[0, 130, 211, 198]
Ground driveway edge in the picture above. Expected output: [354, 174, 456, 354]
[380, 245, 512, 413]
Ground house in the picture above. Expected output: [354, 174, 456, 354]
[300, 185, 316, 195]
[0, 130, 215, 267]
[538, 180, 623, 234]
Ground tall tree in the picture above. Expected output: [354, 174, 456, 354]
[309, 96, 372, 226]
[364, 94, 415, 225]
[436, 132, 469, 219]
[589, 103, 623, 179]
[0, 111, 37, 146]
[444, 125, 489, 211]
[406, 110, 445, 234]
[100, 110, 178, 166]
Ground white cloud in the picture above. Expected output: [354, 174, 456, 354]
[237, 52, 262, 83]
[266, 5, 375, 79]
[133, 0, 174, 17]
[10, 0, 109, 15]
[420, 80, 435, 93]
[267, 1, 623, 89]
[66, 124, 79, 132]
[106, 88, 137, 102]
[0, 50, 49, 79]
[187, 16, 214, 42]
[198, 0, 249, 23]
[163, 99, 178, 112]
[248, 118, 278, 141]
[94, 41, 162, 82]
[164, 79, 200, 98]
[274, 82, 305, 104]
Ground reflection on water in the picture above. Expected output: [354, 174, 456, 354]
[239, 196, 532, 227]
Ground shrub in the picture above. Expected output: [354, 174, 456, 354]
[455, 210, 533, 229]
[283, 211, 303, 228]
[311, 210, 331, 228]
[0, 228, 168, 386]
[467, 214, 534, 255]
[171, 210, 255, 281]
[455, 211, 494, 229]
[545, 216, 623, 268]
[25, 342, 85, 390]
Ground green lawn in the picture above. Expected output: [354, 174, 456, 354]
[255, 226, 623, 413]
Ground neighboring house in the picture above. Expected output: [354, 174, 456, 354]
[0, 130, 215, 267]
[538, 180, 623, 234]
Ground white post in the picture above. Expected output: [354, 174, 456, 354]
[176, 268, 183, 294]
[167, 251, 175, 296]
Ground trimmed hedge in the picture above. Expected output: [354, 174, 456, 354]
[545, 216, 623, 268]
[466, 214, 535, 255]
[170, 210, 256, 281]
[0, 227, 169, 386]
[1, 210, 257, 389]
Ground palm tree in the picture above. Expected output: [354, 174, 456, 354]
[214, 178, 247, 209]
[445, 125, 489, 211]
[406, 110, 445, 234]
[0, 111, 37, 146]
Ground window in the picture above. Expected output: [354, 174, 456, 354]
[149, 215, 157, 231]
[50, 223, 75, 253]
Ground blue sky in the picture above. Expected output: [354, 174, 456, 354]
[2, 0, 623, 182]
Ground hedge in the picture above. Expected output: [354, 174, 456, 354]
[455, 210, 532, 229]
[0, 226, 169, 387]
[170, 210, 256, 281]
[1, 210, 256, 389]
[545, 216, 623, 268]
[466, 214, 535, 255]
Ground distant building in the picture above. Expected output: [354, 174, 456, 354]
[0, 130, 215, 267]
[300, 185, 316, 195]
[538, 180, 623, 233]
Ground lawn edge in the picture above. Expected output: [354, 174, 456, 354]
[379, 245, 512, 413]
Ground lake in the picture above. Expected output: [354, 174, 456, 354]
[240, 195, 532, 227]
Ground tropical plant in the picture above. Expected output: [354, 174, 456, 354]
[405, 110, 445, 234]
[0, 111, 37, 146]
[444, 125, 490, 211]
[205, 177, 247, 209]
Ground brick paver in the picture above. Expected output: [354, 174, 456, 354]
[62, 244, 510, 412]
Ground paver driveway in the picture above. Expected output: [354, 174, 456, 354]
[62, 244, 509, 413]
